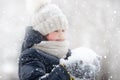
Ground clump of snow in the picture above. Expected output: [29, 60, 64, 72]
[60, 47, 101, 79]
[71, 47, 101, 63]
[40, 73, 49, 79]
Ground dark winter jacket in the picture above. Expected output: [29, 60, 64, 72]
[19, 27, 71, 80]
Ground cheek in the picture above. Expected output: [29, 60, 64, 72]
[46, 33, 58, 41]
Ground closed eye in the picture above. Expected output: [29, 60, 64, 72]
[54, 30, 59, 32]
[62, 30, 65, 32]
[54, 29, 65, 32]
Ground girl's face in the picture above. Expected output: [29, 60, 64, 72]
[46, 29, 66, 41]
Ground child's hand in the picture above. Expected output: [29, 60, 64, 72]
[60, 59, 97, 79]
[60, 47, 101, 79]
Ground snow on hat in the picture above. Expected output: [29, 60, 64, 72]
[26, 0, 69, 36]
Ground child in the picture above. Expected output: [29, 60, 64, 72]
[19, 0, 100, 80]
[19, 0, 73, 80]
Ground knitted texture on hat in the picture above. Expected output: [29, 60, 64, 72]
[26, 0, 51, 14]
[30, 4, 69, 36]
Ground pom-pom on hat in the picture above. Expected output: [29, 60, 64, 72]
[26, 0, 69, 36]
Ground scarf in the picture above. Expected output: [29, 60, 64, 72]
[32, 40, 69, 58]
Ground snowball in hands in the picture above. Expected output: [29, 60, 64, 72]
[60, 47, 101, 79]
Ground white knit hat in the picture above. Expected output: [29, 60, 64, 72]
[26, 0, 69, 36]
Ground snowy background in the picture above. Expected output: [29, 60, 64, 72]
[0, 0, 120, 80]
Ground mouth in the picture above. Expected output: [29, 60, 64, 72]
[56, 39, 65, 41]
